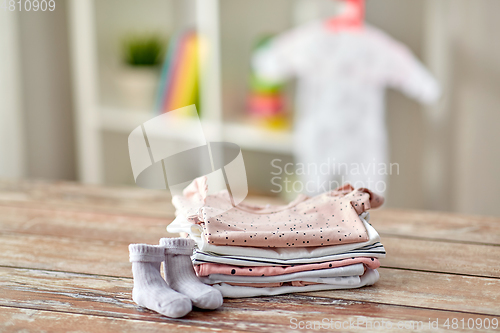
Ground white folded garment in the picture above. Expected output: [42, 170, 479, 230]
[192, 242, 385, 266]
[212, 268, 380, 298]
[168, 212, 383, 261]
[302, 276, 360, 286]
[200, 263, 364, 285]
[208, 275, 361, 287]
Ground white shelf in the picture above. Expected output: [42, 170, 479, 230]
[69, 0, 294, 185]
[223, 121, 292, 155]
[99, 106, 293, 154]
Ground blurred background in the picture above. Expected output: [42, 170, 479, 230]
[1, 0, 499, 216]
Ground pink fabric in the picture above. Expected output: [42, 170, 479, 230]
[225, 281, 323, 287]
[226, 282, 283, 287]
[173, 178, 384, 248]
[194, 257, 380, 277]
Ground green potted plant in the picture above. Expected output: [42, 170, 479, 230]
[117, 34, 165, 111]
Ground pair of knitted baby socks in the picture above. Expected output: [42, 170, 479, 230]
[129, 237, 223, 318]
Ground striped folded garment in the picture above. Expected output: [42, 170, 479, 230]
[167, 177, 386, 298]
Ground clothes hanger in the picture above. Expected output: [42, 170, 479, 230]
[325, 0, 365, 31]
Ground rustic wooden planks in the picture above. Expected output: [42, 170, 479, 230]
[1, 267, 499, 332]
[5, 305, 493, 333]
[2, 231, 499, 279]
[0, 233, 133, 278]
[1, 179, 500, 332]
[0, 179, 173, 218]
[2, 179, 499, 244]
[2, 265, 499, 317]
[0, 206, 173, 244]
[380, 237, 500, 278]
[0, 307, 237, 333]
[371, 209, 500, 245]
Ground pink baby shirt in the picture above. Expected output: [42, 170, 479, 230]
[173, 177, 384, 248]
[195, 257, 380, 277]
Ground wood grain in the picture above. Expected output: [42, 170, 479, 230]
[0, 307, 237, 333]
[0, 179, 173, 218]
[380, 236, 500, 278]
[2, 178, 499, 246]
[0, 233, 133, 277]
[307, 267, 500, 316]
[1, 205, 499, 280]
[5, 305, 493, 333]
[1, 266, 499, 317]
[371, 209, 500, 245]
[1, 179, 500, 331]
[1, 231, 499, 279]
[2, 179, 499, 245]
[0, 205, 173, 244]
[1, 267, 498, 332]
[0, 179, 287, 219]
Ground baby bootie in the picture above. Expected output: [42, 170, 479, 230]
[160, 238, 224, 309]
[129, 244, 192, 318]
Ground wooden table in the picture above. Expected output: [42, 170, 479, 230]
[1, 179, 499, 332]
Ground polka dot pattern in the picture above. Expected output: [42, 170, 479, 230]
[225, 281, 334, 287]
[195, 257, 381, 277]
[173, 180, 384, 248]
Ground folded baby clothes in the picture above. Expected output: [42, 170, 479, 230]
[199, 263, 364, 285]
[195, 257, 380, 277]
[188, 215, 386, 267]
[172, 177, 383, 248]
[168, 212, 382, 259]
[222, 275, 362, 288]
[167, 177, 386, 298]
[212, 269, 380, 298]
[191, 242, 385, 266]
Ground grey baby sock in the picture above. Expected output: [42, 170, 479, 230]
[129, 244, 192, 318]
[160, 238, 223, 310]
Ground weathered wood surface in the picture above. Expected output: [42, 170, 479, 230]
[2, 266, 499, 332]
[0, 179, 173, 218]
[0, 179, 499, 332]
[2, 266, 499, 317]
[2, 180, 498, 243]
[2, 232, 500, 280]
[2, 213, 499, 279]
[371, 209, 500, 245]
[0, 179, 284, 219]
[0, 307, 237, 333]
[0, 205, 173, 245]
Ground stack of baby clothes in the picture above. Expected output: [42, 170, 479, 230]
[167, 177, 385, 298]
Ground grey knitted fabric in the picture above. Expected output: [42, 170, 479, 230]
[129, 244, 192, 318]
[160, 238, 223, 309]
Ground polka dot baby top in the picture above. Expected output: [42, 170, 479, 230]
[172, 177, 384, 248]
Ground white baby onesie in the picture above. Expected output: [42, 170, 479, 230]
[253, 21, 440, 194]
[200, 263, 364, 285]
[212, 268, 380, 298]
